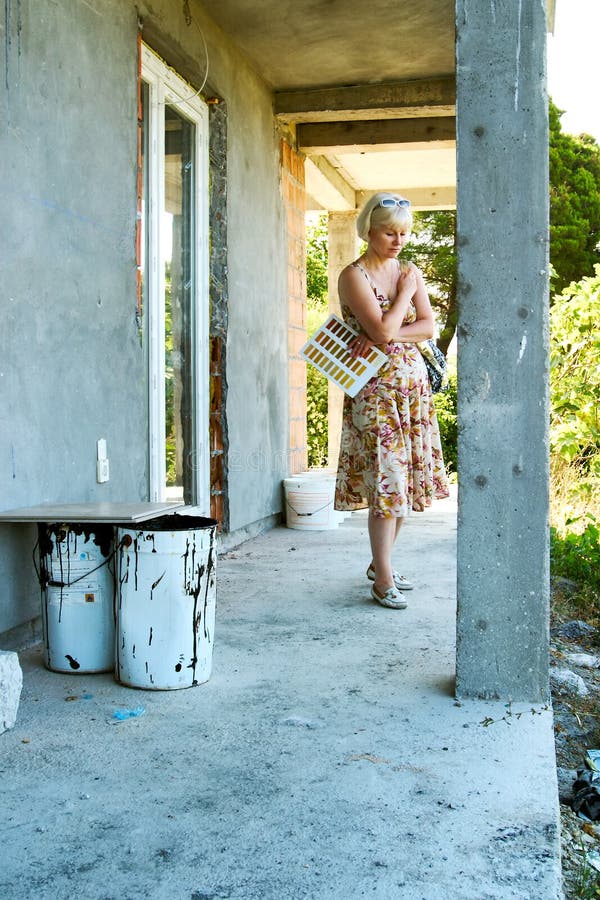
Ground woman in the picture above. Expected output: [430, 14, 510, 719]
[334, 192, 449, 609]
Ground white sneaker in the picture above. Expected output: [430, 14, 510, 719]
[366, 565, 414, 591]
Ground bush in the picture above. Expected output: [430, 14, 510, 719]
[434, 372, 457, 476]
[551, 518, 600, 593]
[307, 364, 328, 468]
[550, 267, 600, 602]
[550, 266, 600, 484]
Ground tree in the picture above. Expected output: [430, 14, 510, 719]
[550, 101, 600, 295]
[550, 265, 600, 478]
[305, 213, 330, 467]
[306, 213, 328, 305]
[402, 210, 457, 356]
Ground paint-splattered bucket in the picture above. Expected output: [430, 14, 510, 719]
[38, 524, 116, 674]
[116, 514, 217, 690]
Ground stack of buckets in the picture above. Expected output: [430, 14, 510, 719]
[283, 470, 350, 531]
[37, 513, 217, 690]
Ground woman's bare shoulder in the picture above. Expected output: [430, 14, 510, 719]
[338, 261, 365, 288]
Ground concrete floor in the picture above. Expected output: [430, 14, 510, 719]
[1, 490, 563, 899]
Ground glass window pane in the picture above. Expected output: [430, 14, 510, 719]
[164, 105, 195, 502]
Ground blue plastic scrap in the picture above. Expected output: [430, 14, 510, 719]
[112, 706, 145, 721]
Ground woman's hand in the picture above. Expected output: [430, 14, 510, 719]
[347, 333, 375, 359]
[394, 265, 417, 302]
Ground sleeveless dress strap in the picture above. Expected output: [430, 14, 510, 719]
[353, 259, 403, 296]
[352, 261, 376, 292]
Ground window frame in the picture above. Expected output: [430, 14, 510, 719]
[141, 44, 210, 510]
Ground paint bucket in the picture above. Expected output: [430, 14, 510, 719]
[283, 474, 339, 530]
[116, 514, 217, 690]
[38, 524, 116, 674]
[298, 469, 350, 524]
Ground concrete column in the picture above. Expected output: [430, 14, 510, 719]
[455, 1, 550, 700]
[327, 211, 360, 469]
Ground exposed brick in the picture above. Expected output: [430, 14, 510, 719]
[293, 151, 305, 184]
[281, 137, 308, 480]
[210, 452, 224, 493]
[289, 359, 307, 392]
[281, 139, 292, 172]
[290, 417, 307, 451]
[210, 415, 223, 454]
[289, 387, 307, 420]
[288, 448, 308, 475]
[209, 103, 229, 531]
[288, 326, 307, 357]
[289, 297, 306, 330]
[210, 336, 222, 373]
[210, 492, 224, 527]
[210, 375, 222, 414]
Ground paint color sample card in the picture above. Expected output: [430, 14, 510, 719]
[300, 314, 387, 398]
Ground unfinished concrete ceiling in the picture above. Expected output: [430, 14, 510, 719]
[200, 0, 456, 210]
[199, 0, 455, 91]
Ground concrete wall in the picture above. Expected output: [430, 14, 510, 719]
[455, 0, 550, 700]
[0, 0, 289, 641]
[1, 0, 144, 641]
[140, 0, 289, 536]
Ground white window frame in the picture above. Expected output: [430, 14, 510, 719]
[141, 44, 210, 511]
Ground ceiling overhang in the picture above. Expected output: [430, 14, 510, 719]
[197, 0, 457, 211]
[197, 1, 554, 212]
[276, 75, 456, 212]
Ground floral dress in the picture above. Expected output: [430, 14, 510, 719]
[334, 262, 449, 518]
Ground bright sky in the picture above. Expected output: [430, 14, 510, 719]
[547, 0, 600, 142]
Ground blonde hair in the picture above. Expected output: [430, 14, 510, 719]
[356, 192, 412, 242]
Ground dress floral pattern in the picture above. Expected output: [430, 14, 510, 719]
[335, 262, 449, 518]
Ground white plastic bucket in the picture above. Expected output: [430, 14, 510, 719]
[116, 514, 217, 690]
[38, 524, 116, 674]
[296, 469, 349, 524]
[283, 474, 339, 530]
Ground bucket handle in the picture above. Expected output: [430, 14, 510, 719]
[285, 497, 334, 518]
[33, 539, 122, 589]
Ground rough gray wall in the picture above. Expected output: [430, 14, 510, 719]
[138, 1, 289, 535]
[0, 0, 289, 640]
[455, 0, 550, 700]
[225, 103, 289, 533]
[0, 0, 144, 640]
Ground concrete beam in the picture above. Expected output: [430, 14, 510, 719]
[356, 187, 456, 211]
[305, 157, 356, 211]
[275, 77, 456, 123]
[298, 117, 456, 154]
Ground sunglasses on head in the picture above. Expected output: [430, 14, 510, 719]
[378, 197, 411, 209]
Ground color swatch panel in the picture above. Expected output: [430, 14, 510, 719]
[300, 314, 387, 398]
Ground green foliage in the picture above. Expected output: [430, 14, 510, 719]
[306, 214, 330, 466]
[550, 101, 600, 295]
[402, 210, 457, 355]
[307, 364, 329, 468]
[572, 859, 600, 899]
[550, 267, 600, 474]
[306, 213, 329, 305]
[434, 372, 457, 475]
[551, 518, 600, 594]
[550, 268, 600, 598]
